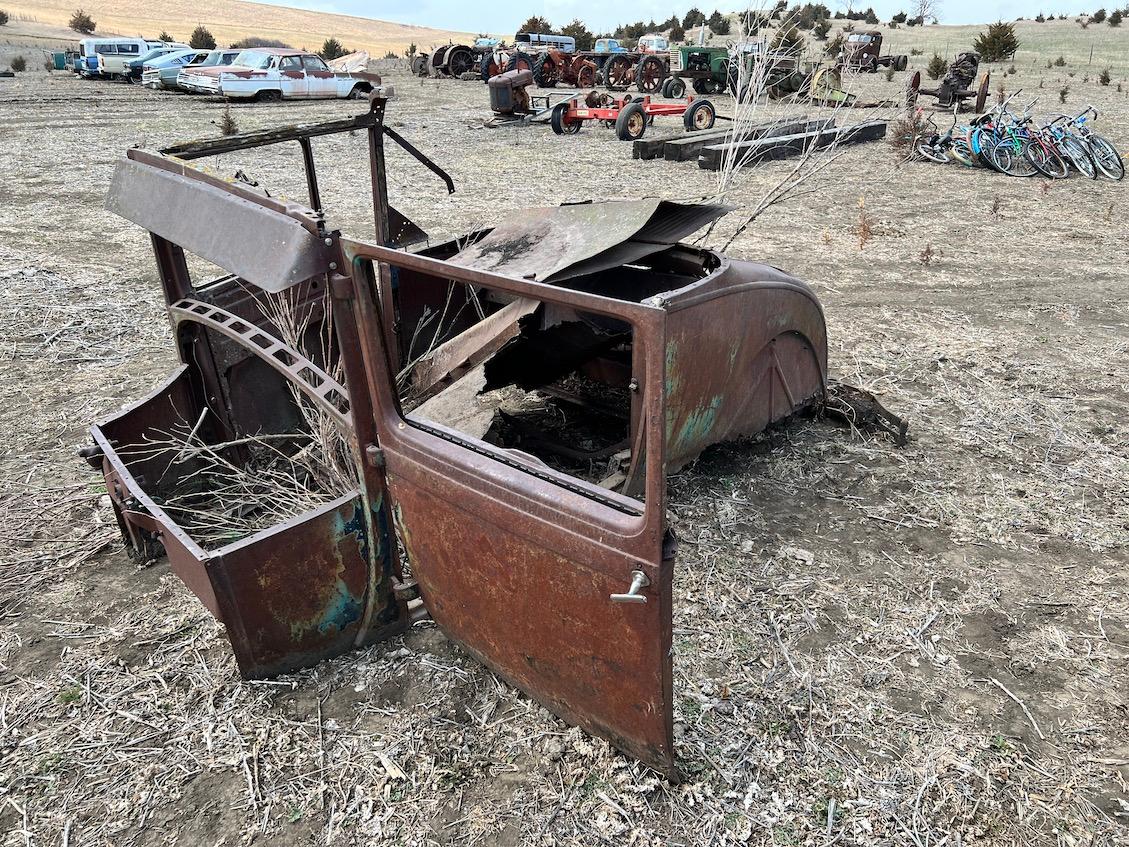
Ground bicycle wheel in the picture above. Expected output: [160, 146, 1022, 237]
[989, 140, 1037, 177]
[977, 134, 1011, 175]
[958, 128, 984, 166]
[1024, 140, 1069, 179]
[1058, 136, 1097, 179]
[1087, 134, 1126, 180]
[916, 139, 951, 164]
[947, 137, 976, 167]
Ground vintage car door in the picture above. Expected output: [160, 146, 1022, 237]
[340, 241, 678, 778]
[301, 55, 339, 97]
[278, 55, 308, 97]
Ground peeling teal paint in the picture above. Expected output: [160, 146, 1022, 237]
[664, 340, 681, 399]
[310, 578, 363, 636]
[675, 395, 723, 453]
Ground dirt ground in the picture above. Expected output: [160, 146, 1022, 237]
[1, 51, 1128, 847]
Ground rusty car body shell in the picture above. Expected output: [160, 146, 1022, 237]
[87, 95, 827, 779]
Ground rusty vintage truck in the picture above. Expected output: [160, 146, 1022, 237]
[83, 93, 828, 779]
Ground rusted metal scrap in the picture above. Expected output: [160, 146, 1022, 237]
[85, 94, 832, 780]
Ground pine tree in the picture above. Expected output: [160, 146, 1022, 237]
[189, 25, 216, 50]
[972, 21, 1019, 62]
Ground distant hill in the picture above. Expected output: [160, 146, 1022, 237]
[1, 0, 476, 56]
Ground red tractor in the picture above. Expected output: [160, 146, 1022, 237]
[599, 54, 667, 94]
[532, 48, 599, 88]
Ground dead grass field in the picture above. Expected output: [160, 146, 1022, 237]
[1, 0, 474, 57]
[1, 23, 1128, 847]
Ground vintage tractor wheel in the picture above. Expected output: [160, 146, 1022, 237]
[896, 55, 908, 72]
[974, 72, 990, 113]
[683, 99, 716, 132]
[703, 79, 724, 95]
[411, 54, 428, 76]
[615, 102, 648, 140]
[905, 70, 921, 109]
[692, 78, 709, 94]
[602, 55, 634, 90]
[429, 46, 446, 76]
[480, 53, 497, 82]
[636, 55, 666, 93]
[575, 61, 597, 89]
[666, 77, 687, 98]
[506, 51, 533, 73]
[550, 103, 582, 135]
[532, 53, 559, 87]
[445, 45, 474, 77]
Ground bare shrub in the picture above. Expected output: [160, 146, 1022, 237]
[10, 54, 25, 72]
[889, 108, 929, 162]
[218, 104, 238, 136]
[855, 196, 874, 250]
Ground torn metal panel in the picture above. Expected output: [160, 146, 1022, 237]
[449, 199, 729, 282]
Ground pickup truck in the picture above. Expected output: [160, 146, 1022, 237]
[99, 39, 189, 78]
[181, 48, 381, 100]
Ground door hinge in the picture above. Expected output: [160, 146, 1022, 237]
[365, 444, 385, 468]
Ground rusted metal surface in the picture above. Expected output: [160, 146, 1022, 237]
[89, 363, 405, 677]
[168, 298, 352, 429]
[656, 259, 827, 472]
[342, 240, 676, 776]
[91, 95, 833, 780]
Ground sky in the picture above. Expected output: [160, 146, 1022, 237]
[257, 1, 1097, 35]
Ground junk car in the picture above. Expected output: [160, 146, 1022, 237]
[176, 49, 242, 93]
[123, 45, 192, 82]
[85, 93, 828, 780]
[141, 49, 210, 90]
[183, 48, 381, 100]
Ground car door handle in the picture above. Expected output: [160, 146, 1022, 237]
[610, 570, 650, 604]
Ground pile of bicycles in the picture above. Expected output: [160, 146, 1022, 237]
[912, 92, 1125, 180]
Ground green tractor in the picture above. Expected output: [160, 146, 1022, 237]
[663, 43, 854, 106]
[662, 44, 730, 97]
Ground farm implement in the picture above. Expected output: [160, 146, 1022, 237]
[550, 92, 718, 140]
[83, 91, 841, 781]
[906, 52, 990, 113]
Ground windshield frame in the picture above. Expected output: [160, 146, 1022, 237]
[232, 50, 276, 69]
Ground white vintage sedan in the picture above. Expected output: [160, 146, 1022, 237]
[182, 48, 381, 101]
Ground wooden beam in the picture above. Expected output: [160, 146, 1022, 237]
[697, 121, 887, 171]
[663, 117, 823, 162]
